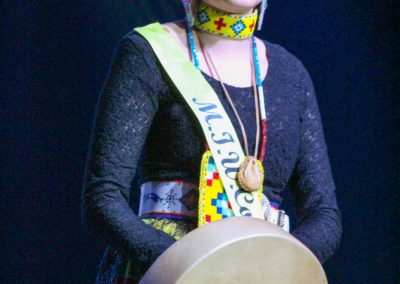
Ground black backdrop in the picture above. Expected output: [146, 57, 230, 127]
[2, 1, 399, 283]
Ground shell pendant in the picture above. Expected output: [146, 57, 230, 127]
[237, 156, 264, 192]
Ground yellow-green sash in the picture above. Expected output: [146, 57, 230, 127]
[135, 22, 263, 219]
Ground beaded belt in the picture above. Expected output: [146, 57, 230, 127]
[139, 180, 290, 231]
[138, 180, 198, 220]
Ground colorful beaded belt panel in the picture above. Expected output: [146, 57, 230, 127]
[139, 180, 198, 220]
[137, 176, 289, 231]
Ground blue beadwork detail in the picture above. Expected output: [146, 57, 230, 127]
[230, 20, 246, 35]
[252, 36, 263, 87]
[197, 10, 210, 24]
[143, 193, 162, 203]
[185, 19, 200, 69]
[207, 163, 216, 172]
[270, 201, 280, 208]
[211, 193, 230, 218]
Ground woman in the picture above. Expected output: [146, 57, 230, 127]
[82, 0, 342, 282]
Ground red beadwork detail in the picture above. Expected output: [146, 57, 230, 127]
[249, 20, 256, 31]
[258, 119, 268, 162]
[213, 172, 219, 179]
[206, 215, 211, 222]
[206, 179, 213, 186]
[214, 17, 227, 30]
[257, 47, 269, 163]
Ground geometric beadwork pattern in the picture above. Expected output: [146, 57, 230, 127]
[197, 9, 210, 25]
[194, 1, 258, 39]
[139, 180, 198, 220]
[230, 20, 247, 36]
[198, 150, 233, 226]
[198, 150, 264, 227]
[211, 192, 232, 218]
[179, 188, 198, 211]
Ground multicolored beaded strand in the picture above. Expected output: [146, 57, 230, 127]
[186, 25, 200, 69]
[251, 36, 268, 162]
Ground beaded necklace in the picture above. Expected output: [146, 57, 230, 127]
[185, 8, 268, 192]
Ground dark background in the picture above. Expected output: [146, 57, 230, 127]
[2, 0, 399, 283]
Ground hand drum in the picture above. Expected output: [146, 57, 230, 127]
[140, 217, 327, 284]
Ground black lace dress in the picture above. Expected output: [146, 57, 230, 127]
[82, 29, 342, 283]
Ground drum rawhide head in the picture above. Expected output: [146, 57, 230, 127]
[140, 217, 327, 284]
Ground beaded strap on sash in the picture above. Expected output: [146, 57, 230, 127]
[198, 150, 263, 226]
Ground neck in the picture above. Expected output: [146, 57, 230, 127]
[195, 30, 251, 53]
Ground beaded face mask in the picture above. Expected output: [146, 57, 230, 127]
[181, 0, 268, 31]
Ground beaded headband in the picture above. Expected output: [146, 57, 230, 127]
[181, 0, 268, 31]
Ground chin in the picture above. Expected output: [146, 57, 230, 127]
[202, 0, 262, 14]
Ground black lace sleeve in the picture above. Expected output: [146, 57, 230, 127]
[289, 67, 342, 263]
[81, 33, 176, 272]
